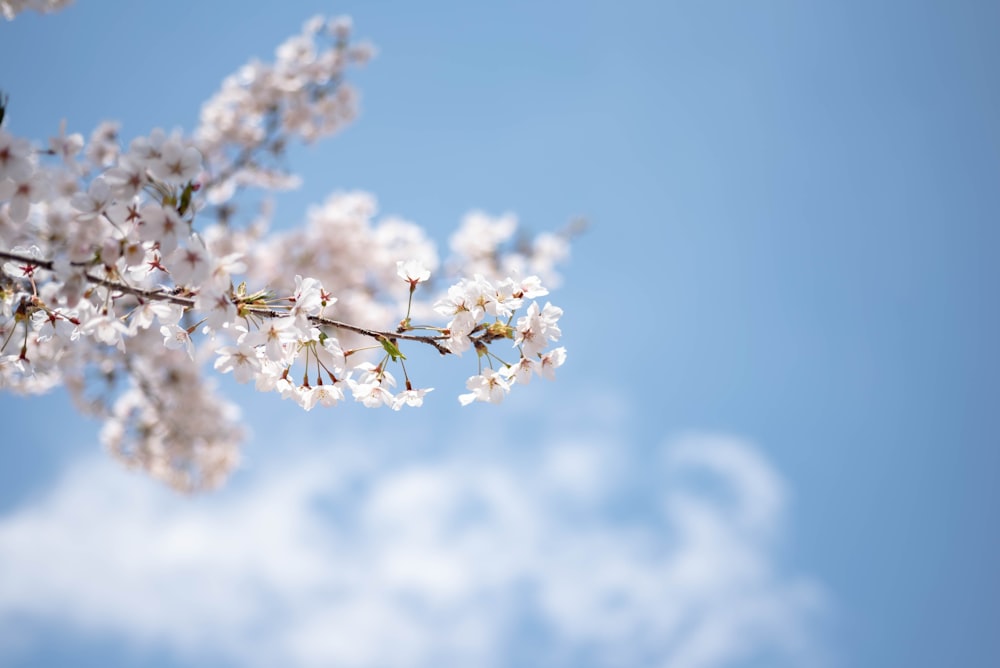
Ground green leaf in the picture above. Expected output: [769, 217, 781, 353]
[178, 182, 195, 215]
[379, 336, 406, 361]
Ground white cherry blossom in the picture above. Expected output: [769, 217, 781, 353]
[0, 130, 33, 181]
[160, 324, 195, 359]
[70, 177, 112, 221]
[539, 346, 567, 380]
[149, 140, 202, 184]
[0, 170, 48, 223]
[458, 369, 510, 406]
[0, 11, 572, 491]
[213, 339, 261, 383]
[392, 386, 433, 410]
[396, 258, 431, 285]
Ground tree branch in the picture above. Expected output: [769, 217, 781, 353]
[1, 248, 452, 354]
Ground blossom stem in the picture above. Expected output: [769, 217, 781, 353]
[0, 248, 453, 354]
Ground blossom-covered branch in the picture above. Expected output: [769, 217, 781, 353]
[0, 13, 571, 491]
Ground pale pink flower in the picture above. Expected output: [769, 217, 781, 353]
[299, 382, 346, 410]
[351, 380, 394, 408]
[104, 157, 147, 200]
[434, 279, 485, 322]
[168, 237, 212, 286]
[196, 289, 236, 333]
[161, 324, 195, 359]
[396, 259, 431, 285]
[31, 309, 75, 343]
[70, 177, 112, 221]
[501, 357, 535, 385]
[128, 129, 167, 168]
[48, 120, 83, 167]
[442, 310, 477, 355]
[137, 204, 184, 254]
[515, 275, 548, 299]
[2, 244, 43, 278]
[0, 130, 33, 182]
[290, 275, 325, 322]
[458, 369, 510, 406]
[538, 347, 567, 380]
[353, 362, 396, 388]
[209, 252, 247, 289]
[85, 121, 121, 168]
[315, 335, 346, 375]
[246, 316, 299, 364]
[392, 387, 433, 410]
[129, 301, 182, 333]
[485, 277, 522, 318]
[0, 170, 48, 223]
[76, 312, 127, 349]
[149, 140, 202, 184]
[515, 301, 562, 357]
[214, 340, 261, 383]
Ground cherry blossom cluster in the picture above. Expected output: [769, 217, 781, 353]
[0, 14, 571, 491]
[195, 15, 374, 205]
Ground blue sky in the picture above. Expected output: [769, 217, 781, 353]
[1, 1, 999, 666]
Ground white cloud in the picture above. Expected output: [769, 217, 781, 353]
[0, 429, 826, 668]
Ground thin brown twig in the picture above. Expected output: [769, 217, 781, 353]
[1, 248, 452, 354]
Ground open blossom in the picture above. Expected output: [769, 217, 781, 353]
[353, 362, 396, 388]
[0, 130, 33, 181]
[137, 203, 184, 253]
[161, 324, 195, 359]
[396, 258, 430, 285]
[0, 12, 571, 491]
[347, 362, 397, 408]
[103, 156, 147, 200]
[351, 380, 394, 408]
[209, 252, 247, 289]
[0, 170, 48, 223]
[128, 129, 167, 168]
[392, 386, 433, 410]
[501, 356, 535, 385]
[168, 236, 213, 286]
[515, 301, 563, 357]
[214, 338, 262, 383]
[246, 316, 300, 364]
[149, 140, 202, 184]
[290, 275, 326, 322]
[2, 244, 43, 278]
[128, 301, 182, 333]
[75, 311, 127, 350]
[485, 277, 522, 318]
[299, 382, 347, 411]
[196, 288, 237, 333]
[515, 274, 548, 299]
[31, 309, 75, 346]
[441, 311, 477, 355]
[315, 335, 346, 375]
[69, 177, 113, 221]
[49, 120, 84, 167]
[538, 347, 567, 380]
[434, 277, 486, 323]
[253, 358, 285, 393]
[85, 121, 121, 168]
[458, 369, 510, 406]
